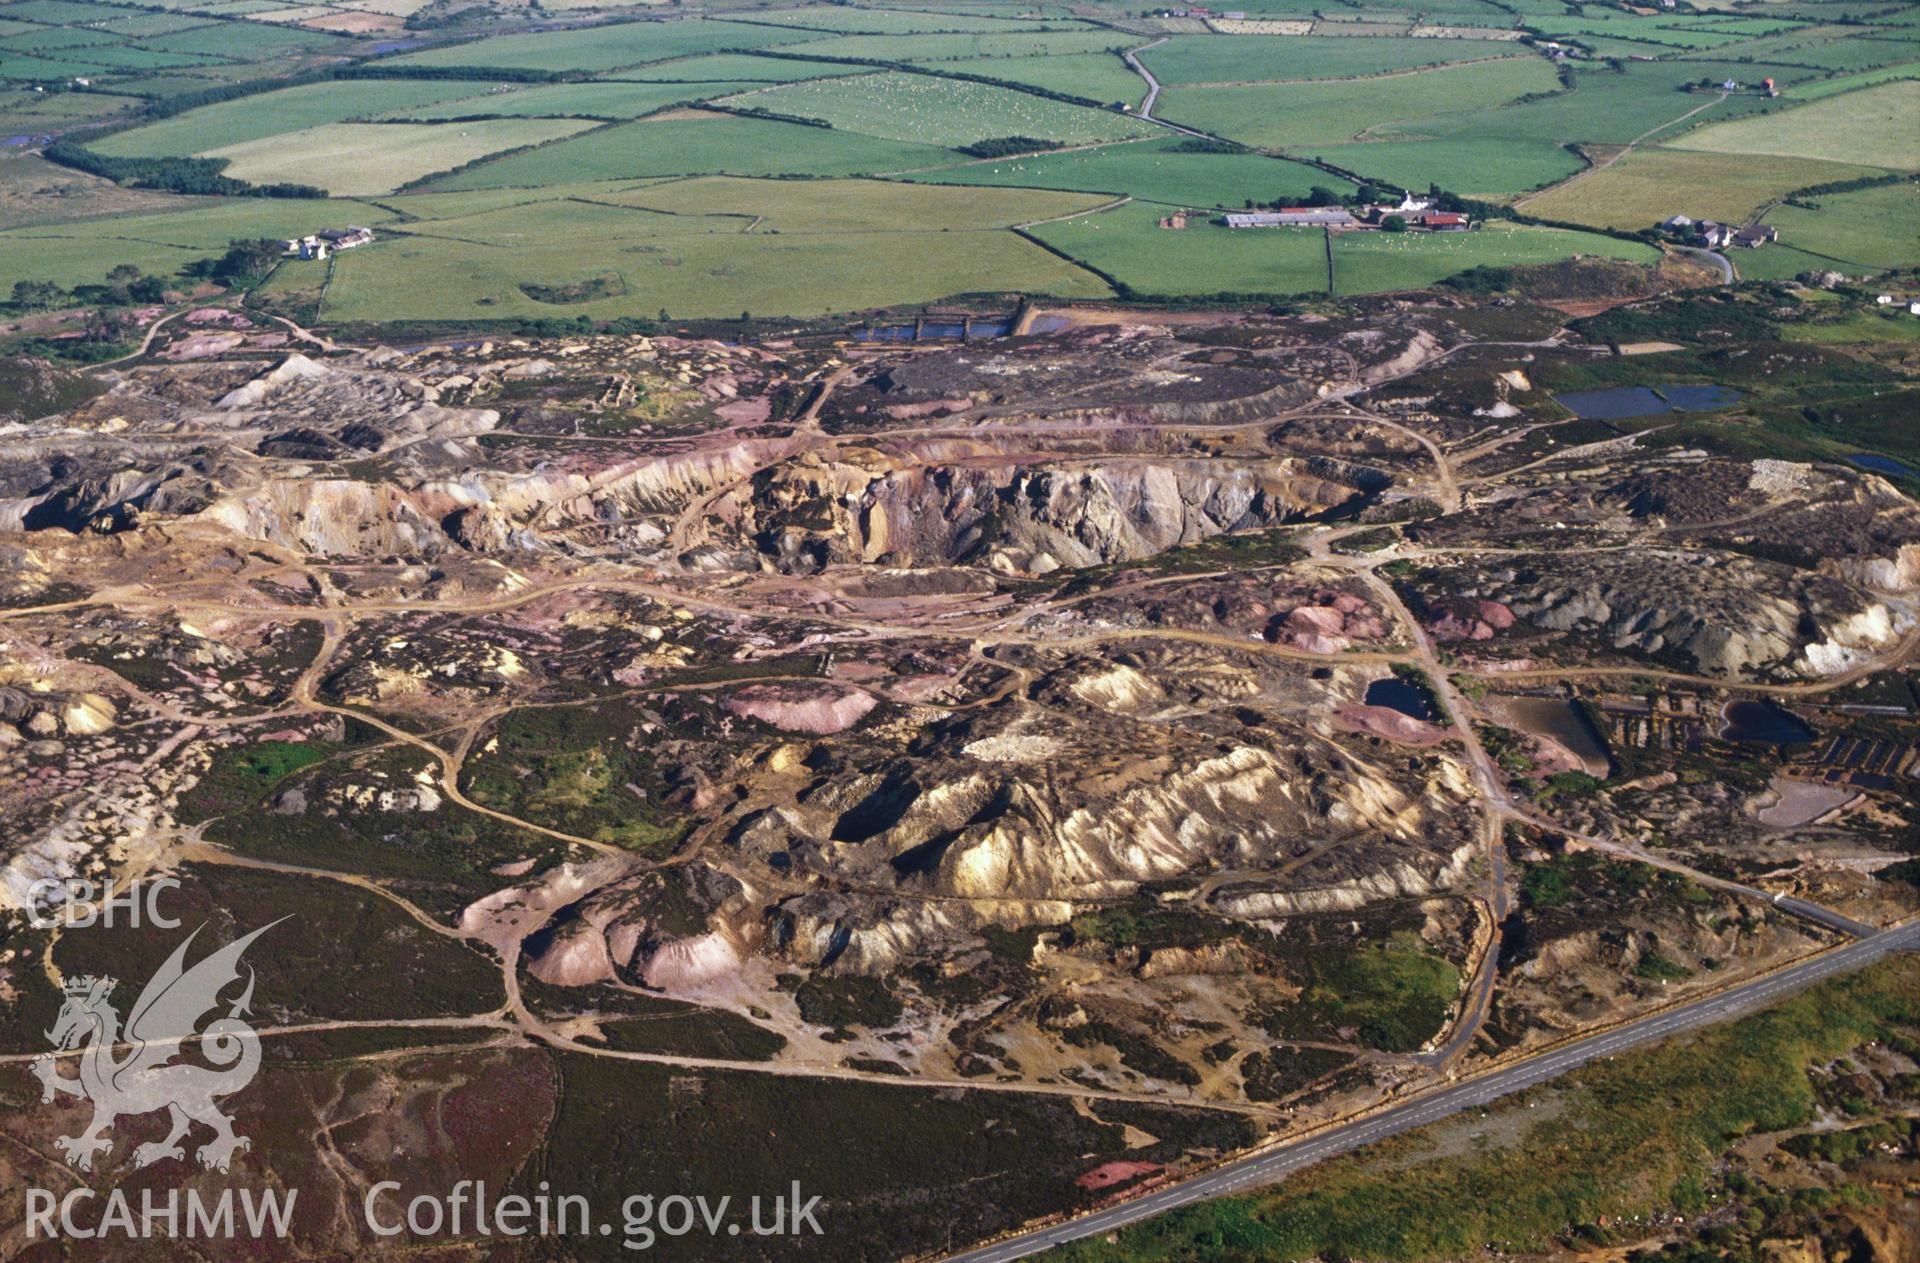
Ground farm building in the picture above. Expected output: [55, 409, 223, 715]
[1692, 221, 1734, 249]
[284, 225, 375, 260]
[1226, 209, 1356, 228]
[1662, 214, 1694, 230]
[1731, 226, 1778, 249]
[1417, 212, 1470, 231]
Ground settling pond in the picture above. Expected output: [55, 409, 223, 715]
[1849, 453, 1920, 479]
[1500, 697, 1610, 767]
[1554, 383, 1744, 420]
[1365, 677, 1438, 721]
[1720, 700, 1816, 745]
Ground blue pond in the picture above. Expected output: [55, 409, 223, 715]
[1555, 383, 1744, 420]
[1365, 677, 1437, 721]
[1849, 453, 1920, 479]
[1720, 701, 1815, 745]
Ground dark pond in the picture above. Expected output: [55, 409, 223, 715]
[1720, 701, 1815, 745]
[1555, 386, 1669, 419]
[1662, 384, 1743, 411]
[1366, 677, 1437, 721]
[1555, 384, 1745, 420]
[1849, 453, 1920, 478]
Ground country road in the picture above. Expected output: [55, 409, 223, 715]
[943, 919, 1920, 1263]
[1677, 244, 1736, 284]
[1122, 39, 1167, 120]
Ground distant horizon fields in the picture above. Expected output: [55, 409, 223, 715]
[0, 0, 1914, 320]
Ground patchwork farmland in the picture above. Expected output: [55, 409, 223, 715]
[0, 0, 1914, 320]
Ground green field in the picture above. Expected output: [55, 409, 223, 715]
[924, 51, 1143, 104]
[1029, 200, 1332, 297]
[608, 174, 1108, 230]
[1733, 32, 1920, 72]
[204, 118, 599, 195]
[1788, 61, 1920, 99]
[10, 0, 1917, 327]
[0, 196, 395, 290]
[599, 52, 867, 83]
[374, 80, 761, 121]
[138, 19, 343, 58]
[386, 17, 814, 74]
[1138, 35, 1527, 85]
[422, 113, 953, 189]
[902, 134, 1337, 210]
[1671, 81, 1920, 170]
[322, 183, 1114, 321]
[1331, 223, 1659, 294]
[1521, 146, 1884, 231]
[716, 9, 1083, 35]
[1405, 60, 1797, 151]
[0, 26, 122, 52]
[1763, 180, 1920, 270]
[775, 30, 1133, 63]
[90, 79, 501, 156]
[716, 72, 1154, 147]
[1159, 57, 1562, 151]
[1314, 137, 1583, 201]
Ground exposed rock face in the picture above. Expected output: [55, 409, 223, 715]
[637, 929, 742, 990]
[1334, 704, 1446, 745]
[445, 503, 513, 552]
[722, 683, 877, 734]
[527, 917, 617, 987]
[1448, 550, 1907, 678]
[735, 457, 1374, 574]
[1211, 840, 1478, 917]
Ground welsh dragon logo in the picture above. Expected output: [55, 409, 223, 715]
[32, 920, 282, 1173]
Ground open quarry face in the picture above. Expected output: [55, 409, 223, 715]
[2, 302, 1917, 1122]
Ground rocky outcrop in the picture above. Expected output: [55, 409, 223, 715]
[1211, 840, 1478, 918]
[722, 683, 877, 734]
[1447, 550, 1907, 679]
[728, 456, 1373, 575]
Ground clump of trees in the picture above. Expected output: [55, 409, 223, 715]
[43, 144, 323, 199]
[6, 238, 286, 341]
[960, 136, 1060, 158]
